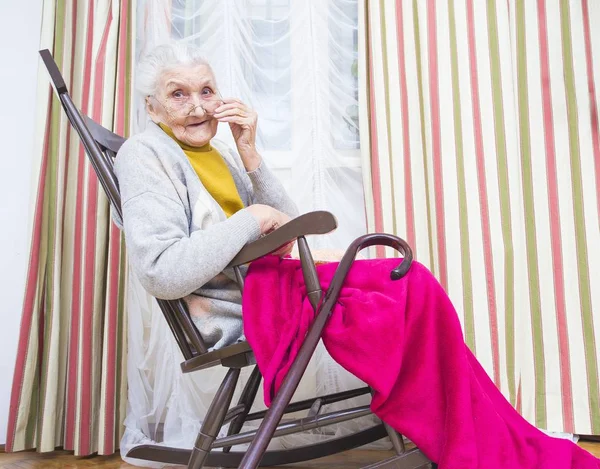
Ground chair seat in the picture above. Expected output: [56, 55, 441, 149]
[180, 340, 254, 373]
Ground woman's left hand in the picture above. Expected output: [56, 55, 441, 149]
[272, 240, 295, 258]
[214, 98, 261, 171]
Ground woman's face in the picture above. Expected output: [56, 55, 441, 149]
[147, 63, 220, 147]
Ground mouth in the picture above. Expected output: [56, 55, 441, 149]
[186, 120, 209, 129]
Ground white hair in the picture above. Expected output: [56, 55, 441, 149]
[136, 42, 214, 97]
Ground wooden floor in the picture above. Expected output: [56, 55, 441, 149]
[0, 442, 599, 468]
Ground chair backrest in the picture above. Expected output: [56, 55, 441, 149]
[39, 49, 209, 358]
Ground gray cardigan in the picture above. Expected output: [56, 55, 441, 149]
[114, 122, 298, 349]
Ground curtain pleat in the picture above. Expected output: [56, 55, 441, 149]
[6, 0, 134, 455]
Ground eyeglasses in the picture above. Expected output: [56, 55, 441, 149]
[148, 90, 224, 118]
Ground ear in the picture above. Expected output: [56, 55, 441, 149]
[146, 97, 161, 124]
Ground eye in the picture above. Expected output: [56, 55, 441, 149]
[201, 87, 214, 96]
[172, 90, 185, 99]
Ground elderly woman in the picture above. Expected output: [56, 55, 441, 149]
[115, 43, 298, 349]
[116, 43, 600, 469]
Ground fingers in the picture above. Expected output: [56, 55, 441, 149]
[217, 117, 253, 128]
[218, 97, 245, 107]
[215, 100, 256, 119]
[214, 100, 251, 116]
[263, 210, 290, 237]
[276, 211, 292, 226]
[215, 107, 256, 129]
[272, 240, 295, 258]
[214, 109, 250, 120]
[247, 204, 291, 237]
[282, 241, 295, 256]
[214, 106, 256, 122]
[214, 102, 248, 114]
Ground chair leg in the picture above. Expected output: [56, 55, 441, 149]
[373, 386, 405, 456]
[223, 365, 262, 453]
[188, 368, 241, 469]
[384, 422, 406, 455]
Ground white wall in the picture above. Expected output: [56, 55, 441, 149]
[0, 0, 44, 445]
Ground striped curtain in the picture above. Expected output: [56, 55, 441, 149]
[5, 0, 133, 456]
[359, 0, 600, 435]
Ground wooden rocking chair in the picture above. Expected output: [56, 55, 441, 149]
[39, 49, 433, 469]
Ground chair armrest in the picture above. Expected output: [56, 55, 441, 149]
[227, 211, 337, 268]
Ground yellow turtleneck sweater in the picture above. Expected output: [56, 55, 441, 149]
[159, 124, 244, 218]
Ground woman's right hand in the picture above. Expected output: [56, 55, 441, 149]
[246, 204, 291, 236]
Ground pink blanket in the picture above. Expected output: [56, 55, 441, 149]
[242, 256, 600, 469]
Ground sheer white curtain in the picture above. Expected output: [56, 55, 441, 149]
[134, 0, 366, 250]
[122, 1, 388, 466]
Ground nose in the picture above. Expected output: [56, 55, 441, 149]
[188, 103, 207, 117]
[185, 93, 207, 116]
